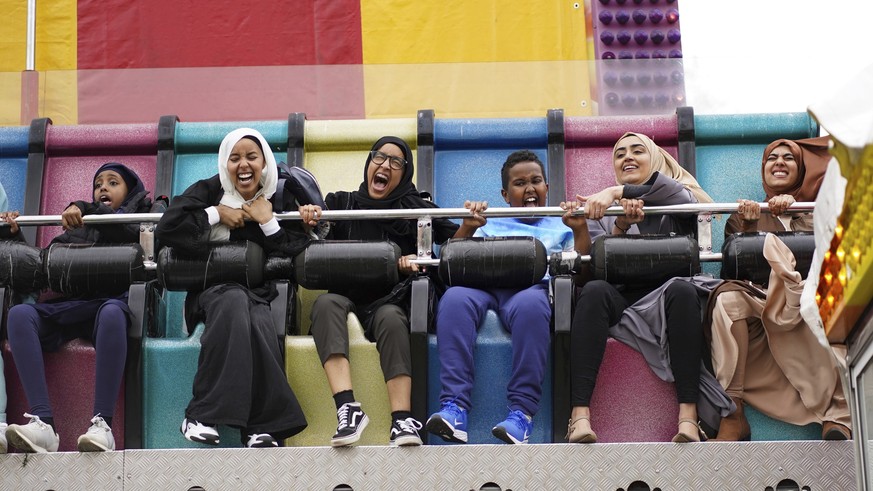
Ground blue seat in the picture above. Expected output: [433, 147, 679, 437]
[427, 116, 554, 443]
[141, 120, 291, 448]
[0, 125, 28, 212]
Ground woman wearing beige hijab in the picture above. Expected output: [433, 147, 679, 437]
[562, 133, 731, 444]
[708, 136, 851, 441]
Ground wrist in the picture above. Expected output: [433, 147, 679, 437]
[614, 220, 630, 233]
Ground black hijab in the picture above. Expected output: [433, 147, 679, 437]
[350, 136, 437, 237]
[94, 162, 148, 212]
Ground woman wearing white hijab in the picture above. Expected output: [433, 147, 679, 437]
[157, 128, 310, 448]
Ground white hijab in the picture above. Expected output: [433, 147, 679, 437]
[210, 127, 279, 241]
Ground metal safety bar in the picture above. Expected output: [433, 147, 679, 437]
[0, 202, 815, 269]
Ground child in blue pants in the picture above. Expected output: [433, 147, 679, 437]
[426, 150, 587, 444]
[2, 163, 152, 453]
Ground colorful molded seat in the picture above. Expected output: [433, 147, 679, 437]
[285, 117, 416, 446]
[2, 119, 159, 451]
[427, 116, 555, 444]
[141, 120, 290, 448]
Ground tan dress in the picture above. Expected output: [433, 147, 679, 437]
[708, 233, 850, 427]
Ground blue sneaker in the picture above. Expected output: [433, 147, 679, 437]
[425, 401, 468, 443]
[492, 409, 532, 444]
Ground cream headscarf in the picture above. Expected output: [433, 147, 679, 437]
[210, 127, 279, 241]
[614, 132, 713, 204]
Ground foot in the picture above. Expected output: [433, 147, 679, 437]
[0, 423, 7, 454]
[822, 421, 851, 440]
[492, 409, 533, 445]
[6, 413, 60, 453]
[425, 401, 468, 444]
[77, 415, 115, 452]
[180, 418, 220, 446]
[712, 397, 751, 441]
[566, 416, 597, 444]
[331, 402, 369, 447]
[389, 417, 423, 447]
[672, 418, 707, 443]
[245, 433, 278, 448]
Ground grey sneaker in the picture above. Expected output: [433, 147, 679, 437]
[0, 422, 7, 454]
[77, 415, 115, 452]
[6, 413, 60, 453]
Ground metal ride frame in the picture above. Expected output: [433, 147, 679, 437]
[1, 202, 858, 491]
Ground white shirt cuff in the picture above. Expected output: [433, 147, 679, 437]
[205, 206, 220, 226]
[259, 217, 281, 236]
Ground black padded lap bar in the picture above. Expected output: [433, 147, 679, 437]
[439, 237, 547, 289]
[158, 241, 265, 291]
[295, 240, 400, 290]
[0, 241, 44, 292]
[593, 235, 700, 286]
[721, 232, 816, 286]
[45, 243, 145, 296]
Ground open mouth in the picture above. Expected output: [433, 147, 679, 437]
[98, 194, 112, 205]
[623, 164, 639, 172]
[523, 196, 539, 207]
[238, 172, 254, 185]
[372, 171, 390, 192]
[771, 170, 789, 178]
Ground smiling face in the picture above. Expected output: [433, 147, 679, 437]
[366, 142, 405, 199]
[227, 137, 265, 200]
[502, 161, 548, 207]
[93, 170, 129, 210]
[613, 135, 653, 185]
[763, 144, 800, 194]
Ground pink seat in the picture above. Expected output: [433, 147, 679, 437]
[3, 339, 125, 452]
[589, 339, 678, 443]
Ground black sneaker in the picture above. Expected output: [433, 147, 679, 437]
[389, 417, 423, 447]
[245, 433, 278, 448]
[180, 418, 219, 446]
[331, 402, 369, 447]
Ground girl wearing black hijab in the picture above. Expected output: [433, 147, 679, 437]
[4, 163, 152, 453]
[298, 136, 480, 447]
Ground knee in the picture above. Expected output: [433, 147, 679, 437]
[577, 280, 613, 305]
[372, 305, 409, 341]
[220, 287, 251, 309]
[665, 280, 697, 299]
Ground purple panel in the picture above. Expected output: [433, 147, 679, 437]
[564, 114, 678, 198]
[38, 124, 158, 248]
[3, 339, 126, 452]
[589, 339, 677, 442]
[591, 0, 685, 115]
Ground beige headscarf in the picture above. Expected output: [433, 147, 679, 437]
[614, 132, 713, 203]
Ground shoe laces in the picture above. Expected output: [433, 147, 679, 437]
[395, 418, 423, 435]
[439, 401, 464, 420]
[336, 403, 354, 430]
[505, 410, 530, 430]
[87, 415, 111, 433]
[23, 413, 51, 430]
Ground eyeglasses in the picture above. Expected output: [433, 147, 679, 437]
[370, 151, 406, 170]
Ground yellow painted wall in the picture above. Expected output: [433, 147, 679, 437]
[0, 0, 77, 125]
[361, 0, 592, 118]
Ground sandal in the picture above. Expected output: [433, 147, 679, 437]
[671, 418, 708, 443]
[566, 417, 597, 444]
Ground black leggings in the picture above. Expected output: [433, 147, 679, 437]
[570, 279, 703, 406]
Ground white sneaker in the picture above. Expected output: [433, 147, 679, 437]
[245, 433, 278, 448]
[77, 415, 115, 452]
[0, 423, 7, 454]
[180, 418, 220, 445]
[6, 413, 60, 453]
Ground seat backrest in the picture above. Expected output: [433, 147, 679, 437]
[433, 117, 548, 208]
[693, 112, 819, 268]
[0, 126, 29, 212]
[564, 114, 680, 199]
[37, 123, 159, 247]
